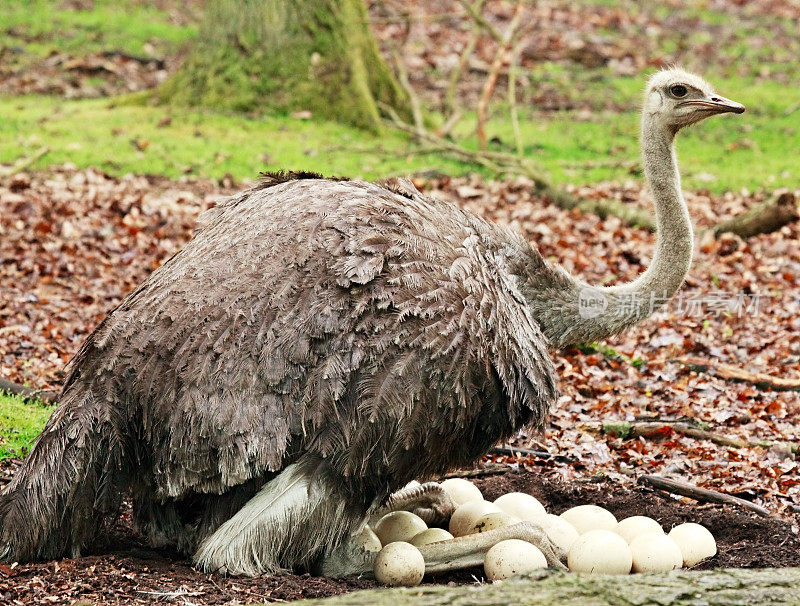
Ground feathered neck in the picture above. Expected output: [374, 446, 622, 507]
[518, 111, 693, 348]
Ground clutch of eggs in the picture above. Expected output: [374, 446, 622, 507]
[372, 478, 717, 586]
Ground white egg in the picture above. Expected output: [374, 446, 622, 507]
[560, 505, 618, 534]
[484, 539, 548, 581]
[470, 511, 520, 534]
[409, 528, 453, 547]
[567, 529, 633, 574]
[630, 532, 683, 573]
[354, 525, 382, 552]
[668, 523, 717, 567]
[615, 516, 664, 544]
[373, 511, 428, 545]
[373, 542, 425, 587]
[449, 500, 502, 537]
[493, 492, 547, 521]
[536, 513, 580, 553]
[440, 478, 483, 505]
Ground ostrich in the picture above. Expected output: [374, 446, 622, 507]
[0, 69, 743, 577]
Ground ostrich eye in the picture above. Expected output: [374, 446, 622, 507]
[670, 84, 688, 97]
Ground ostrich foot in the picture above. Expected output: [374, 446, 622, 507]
[418, 522, 567, 573]
[369, 482, 457, 527]
[316, 520, 567, 578]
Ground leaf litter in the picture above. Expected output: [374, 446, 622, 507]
[1, 166, 799, 602]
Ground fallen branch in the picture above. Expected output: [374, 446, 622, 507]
[380, 107, 544, 183]
[383, 112, 656, 227]
[638, 474, 770, 517]
[0, 378, 59, 404]
[712, 190, 799, 238]
[101, 50, 166, 69]
[675, 356, 800, 392]
[0, 147, 50, 177]
[580, 419, 798, 455]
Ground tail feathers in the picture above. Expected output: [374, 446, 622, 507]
[0, 388, 127, 562]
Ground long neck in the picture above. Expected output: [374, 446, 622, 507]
[521, 113, 694, 348]
[607, 115, 694, 307]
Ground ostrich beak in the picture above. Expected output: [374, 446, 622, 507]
[682, 95, 745, 115]
[707, 95, 745, 114]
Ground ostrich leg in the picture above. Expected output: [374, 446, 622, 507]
[369, 482, 457, 527]
[317, 521, 567, 577]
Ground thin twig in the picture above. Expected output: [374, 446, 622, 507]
[476, 2, 524, 150]
[490, 445, 577, 462]
[445, 0, 486, 115]
[392, 51, 424, 136]
[491, 446, 553, 459]
[507, 39, 524, 156]
[440, 463, 509, 479]
[455, 0, 503, 41]
[674, 356, 800, 392]
[434, 110, 463, 138]
[783, 101, 800, 117]
[638, 474, 771, 517]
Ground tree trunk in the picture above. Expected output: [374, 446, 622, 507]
[156, 0, 410, 131]
[293, 568, 800, 605]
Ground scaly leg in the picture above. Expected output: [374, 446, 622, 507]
[369, 482, 457, 527]
[317, 520, 567, 578]
[418, 522, 567, 573]
[319, 482, 456, 577]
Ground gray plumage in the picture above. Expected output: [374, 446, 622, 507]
[0, 69, 743, 575]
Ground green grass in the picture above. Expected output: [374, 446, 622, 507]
[2, 75, 797, 192]
[0, 0, 197, 58]
[0, 393, 54, 460]
[0, 96, 475, 180]
[1, 0, 798, 191]
[454, 74, 800, 192]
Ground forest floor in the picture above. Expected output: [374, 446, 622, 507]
[1, 463, 799, 605]
[1, 0, 800, 604]
[1, 166, 798, 602]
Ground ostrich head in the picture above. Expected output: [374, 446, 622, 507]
[644, 68, 745, 132]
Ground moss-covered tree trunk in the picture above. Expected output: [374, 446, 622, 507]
[156, 0, 409, 131]
[292, 568, 800, 605]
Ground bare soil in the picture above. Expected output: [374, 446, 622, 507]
[1, 464, 797, 605]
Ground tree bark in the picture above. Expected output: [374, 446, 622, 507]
[155, 0, 410, 131]
[294, 568, 800, 605]
[712, 190, 798, 238]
